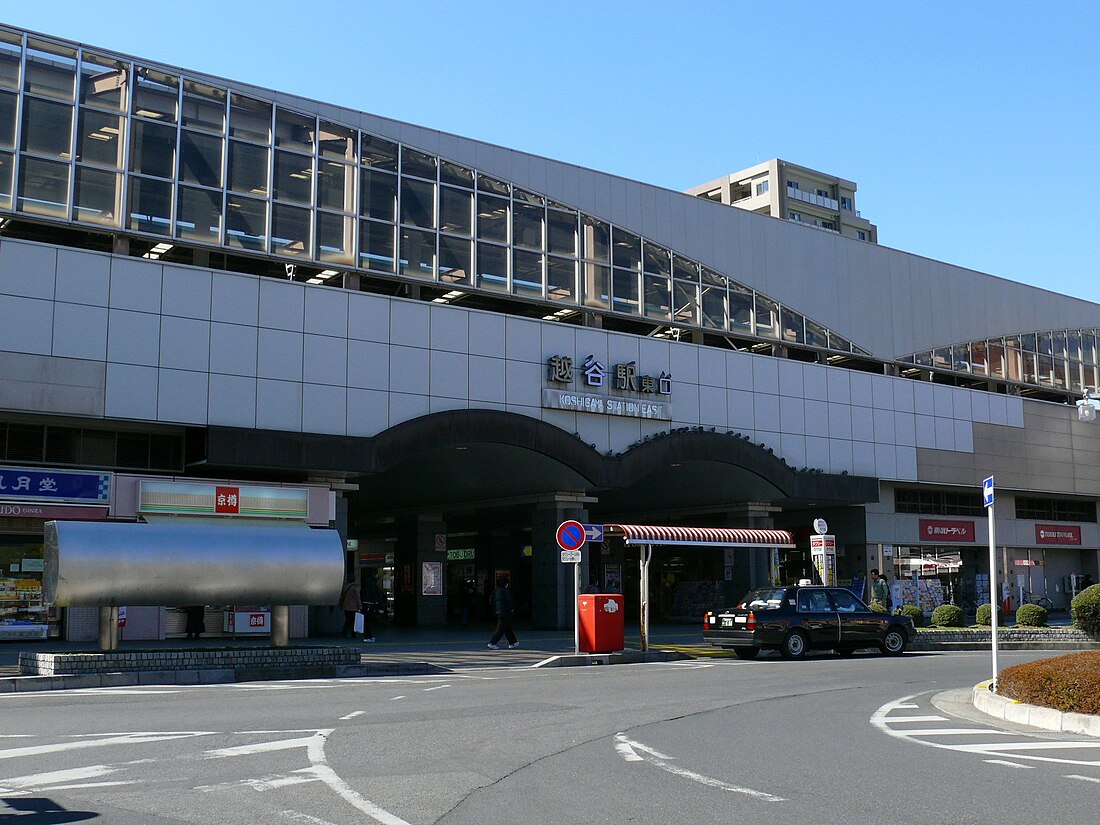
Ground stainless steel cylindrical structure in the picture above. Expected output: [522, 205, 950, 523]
[44, 521, 344, 607]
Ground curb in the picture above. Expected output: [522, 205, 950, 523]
[533, 650, 689, 668]
[0, 662, 449, 693]
[971, 680, 1100, 738]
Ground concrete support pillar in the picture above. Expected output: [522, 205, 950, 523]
[271, 605, 289, 647]
[726, 502, 782, 593]
[112, 235, 129, 256]
[393, 514, 448, 627]
[530, 493, 597, 629]
[583, 312, 603, 329]
[98, 606, 118, 651]
[342, 272, 360, 291]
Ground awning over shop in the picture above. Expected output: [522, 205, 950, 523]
[605, 523, 794, 547]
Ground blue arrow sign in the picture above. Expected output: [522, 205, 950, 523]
[582, 524, 604, 543]
[982, 476, 994, 508]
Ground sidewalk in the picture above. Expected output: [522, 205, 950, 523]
[0, 623, 708, 677]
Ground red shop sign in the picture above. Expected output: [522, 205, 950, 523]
[215, 485, 240, 514]
[919, 519, 976, 542]
[1035, 524, 1081, 545]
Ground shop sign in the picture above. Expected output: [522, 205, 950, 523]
[1014, 559, 1041, 567]
[1035, 524, 1081, 545]
[138, 481, 309, 519]
[447, 548, 475, 561]
[543, 354, 673, 420]
[0, 466, 111, 504]
[918, 519, 975, 542]
[0, 503, 109, 520]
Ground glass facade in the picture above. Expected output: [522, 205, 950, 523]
[901, 328, 1100, 395]
[0, 26, 864, 358]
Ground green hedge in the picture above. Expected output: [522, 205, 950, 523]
[975, 603, 1004, 626]
[931, 604, 964, 627]
[1015, 603, 1048, 627]
[869, 599, 888, 613]
[1071, 584, 1100, 636]
[896, 604, 924, 627]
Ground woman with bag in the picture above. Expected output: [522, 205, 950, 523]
[339, 577, 362, 639]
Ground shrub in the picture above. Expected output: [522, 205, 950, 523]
[998, 651, 1100, 715]
[1071, 584, 1100, 636]
[931, 604, 964, 627]
[975, 603, 1005, 626]
[869, 599, 888, 613]
[1015, 603, 1048, 627]
[895, 604, 924, 627]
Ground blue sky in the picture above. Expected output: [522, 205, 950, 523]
[5, 1, 1099, 303]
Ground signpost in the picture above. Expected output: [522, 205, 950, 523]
[556, 521, 604, 656]
[983, 475, 999, 692]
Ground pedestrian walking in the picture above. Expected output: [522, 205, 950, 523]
[486, 575, 518, 649]
[869, 568, 889, 610]
[361, 570, 380, 643]
[339, 576, 362, 639]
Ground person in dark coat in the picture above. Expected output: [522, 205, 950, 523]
[184, 605, 205, 640]
[361, 570, 380, 643]
[486, 576, 518, 649]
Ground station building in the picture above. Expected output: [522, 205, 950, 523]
[1, 24, 1098, 640]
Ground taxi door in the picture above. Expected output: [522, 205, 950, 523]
[828, 588, 882, 648]
[795, 588, 839, 649]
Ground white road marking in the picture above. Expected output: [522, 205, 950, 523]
[1065, 774, 1100, 784]
[70, 688, 185, 696]
[985, 760, 1033, 768]
[0, 731, 214, 761]
[197, 768, 324, 793]
[339, 711, 365, 720]
[0, 735, 35, 739]
[908, 728, 1017, 736]
[0, 764, 117, 792]
[873, 694, 1100, 768]
[390, 696, 405, 701]
[613, 733, 784, 802]
[305, 732, 413, 825]
[423, 685, 450, 692]
[31, 780, 138, 792]
[199, 727, 412, 823]
[888, 715, 947, 723]
[206, 736, 321, 758]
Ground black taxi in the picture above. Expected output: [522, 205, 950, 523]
[702, 584, 916, 659]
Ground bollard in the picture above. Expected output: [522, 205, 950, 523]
[271, 605, 289, 647]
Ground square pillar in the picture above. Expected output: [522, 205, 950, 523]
[530, 494, 595, 629]
[393, 514, 448, 627]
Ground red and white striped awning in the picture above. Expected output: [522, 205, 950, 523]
[604, 524, 794, 548]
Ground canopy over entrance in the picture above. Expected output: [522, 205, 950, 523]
[601, 523, 794, 652]
[605, 523, 794, 548]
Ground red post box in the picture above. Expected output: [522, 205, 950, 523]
[577, 593, 625, 653]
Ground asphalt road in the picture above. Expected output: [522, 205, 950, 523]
[0, 648, 1096, 824]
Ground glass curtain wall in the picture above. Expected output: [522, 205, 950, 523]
[0, 26, 864, 359]
[902, 329, 1100, 394]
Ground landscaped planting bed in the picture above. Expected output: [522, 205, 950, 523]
[997, 651, 1100, 715]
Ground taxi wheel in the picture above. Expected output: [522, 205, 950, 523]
[733, 647, 760, 660]
[780, 630, 808, 660]
[879, 627, 908, 656]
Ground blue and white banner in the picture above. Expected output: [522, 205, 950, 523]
[0, 466, 112, 504]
